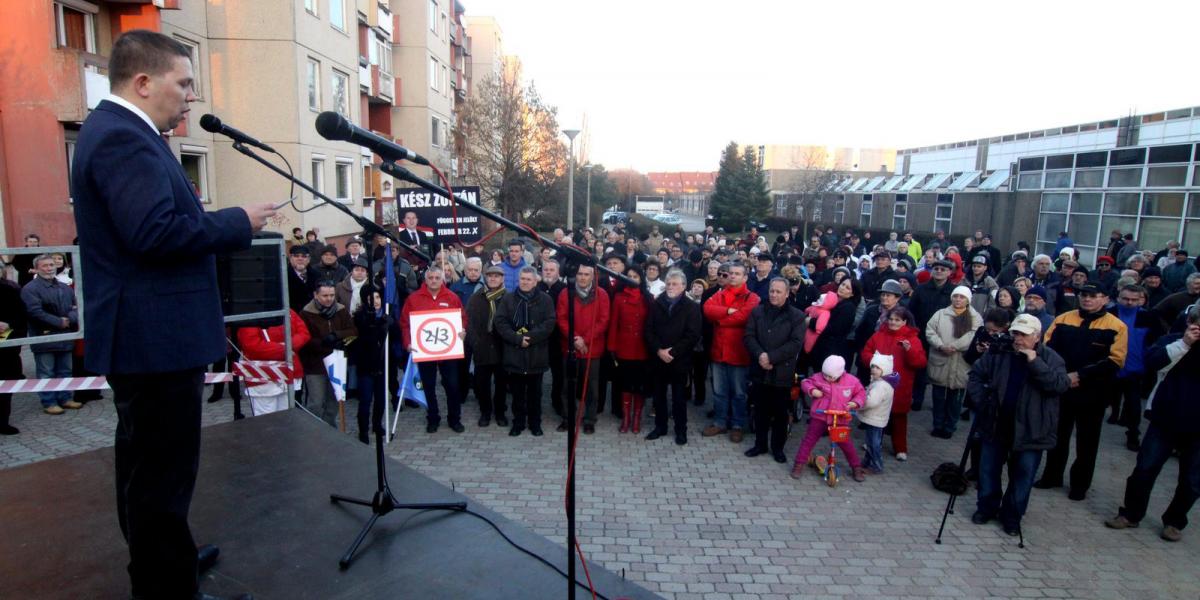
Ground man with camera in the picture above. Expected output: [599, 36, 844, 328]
[967, 314, 1070, 536]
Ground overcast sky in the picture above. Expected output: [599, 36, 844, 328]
[463, 0, 1198, 173]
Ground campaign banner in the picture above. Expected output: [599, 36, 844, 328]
[394, 186, 482, 247]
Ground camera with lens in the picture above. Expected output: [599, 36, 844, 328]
[988, 331, 1015, 353]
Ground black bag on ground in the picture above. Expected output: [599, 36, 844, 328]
[930, 462, 969, 495]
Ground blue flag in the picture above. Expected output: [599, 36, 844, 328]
[383, 241, 398, 315]
[399, 354, 427, 407]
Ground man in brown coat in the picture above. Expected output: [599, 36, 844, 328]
[300, 281, 357, 426]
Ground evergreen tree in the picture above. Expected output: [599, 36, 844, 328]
[740, 145, 771, 224]
[709, 141, 743, 231]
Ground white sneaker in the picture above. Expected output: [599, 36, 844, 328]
[896, 452, 908, 462]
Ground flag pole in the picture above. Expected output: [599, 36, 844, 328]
[383, 241, 392, 445]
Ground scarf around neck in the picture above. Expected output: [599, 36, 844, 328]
[513, 288, 537, 331]
[485, 287, 506, 332]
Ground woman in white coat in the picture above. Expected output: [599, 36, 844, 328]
[925, 285, 981, 439]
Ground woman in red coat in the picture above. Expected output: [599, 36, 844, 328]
[860, 306, 926, 461]
[607, 264, 651, 433]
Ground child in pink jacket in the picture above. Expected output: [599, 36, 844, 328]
[790, 355, 866, 482]
[802, 290, 838, 355]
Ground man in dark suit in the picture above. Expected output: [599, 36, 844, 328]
[397, 210, 432, 267]
[71, 30, 275, 600]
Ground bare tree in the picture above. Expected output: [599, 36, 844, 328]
[458, 66, 568, 223]
[783, 146, 839, 236]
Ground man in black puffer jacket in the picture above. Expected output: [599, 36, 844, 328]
[743, 277, 806, 463]
[494, 266, 557, 437]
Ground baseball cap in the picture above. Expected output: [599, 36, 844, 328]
[289, 244, 310, 255]
[971, 255, 988, 265]
[932, 259, 955, 270]
[1076, 282, 1106, 296]
[1009, 313, 1042, 336]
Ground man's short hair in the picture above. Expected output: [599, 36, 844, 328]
[518, 266, 538, 277]
[1188, 273, 1200, 284]
[465, 256, 482, 267]
[109, 30, 191, 90]
[315, 280, 338, 292]
[664, 269, 687, 285]
[33, 253, 56, 266]
[26, 233, 40, 241]
[1120, 284, 1148, 300]
[508, 239, 524, 248]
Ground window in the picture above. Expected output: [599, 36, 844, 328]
[1037, 214, 1067, 245]
[65, 131, 77, 203]
[330, 0, 346, 31]
[833, 195, 844, 224]
[1139, 218, 1181, 256]
[429, 57, 439, 91]
[306, 58, 320, 111]
[305, 0, 317, 16]
[331, 69, 350, 118]
[1109, 148, 1146, 166]
[180, 149, 208, 203]
[1075, 151, 1107, 168]
[431, 117, 441, 147]
[1142, 193, 1185, 217]
[1044, 171, 1071, 188]
[429, 0, 438, 32]
[311, 157, 325, 202]
[892, 199, 907, 231]
[1018, 172, 1043, 190]
[860, 196, 872, 229]
[1147, 166, 1187, 187]
[1071, 192, 1102, 213]
[334, 160, 353, 203]
[935, 194, 953, 233]
[55, 1, 97, 53]
[442, 64, 449, 96]
[1040, 193, 1069, 213]
[174, 37, 202, 98]
[1103, 193, 1140, 215]
[1068, 215, 1099, 246]
[441, 11, 449, 40]
[1149, 144, 1192, 164]
[374, 37, 392, 74]
[1108, 168, 1143, 187]
[1074, 169, 1104, 188]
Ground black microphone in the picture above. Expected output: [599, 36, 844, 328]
[199, 114, 276, 153]
[315, 111, 430, 166]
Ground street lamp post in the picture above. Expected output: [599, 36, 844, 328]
[562, 129, 580, 231]
[582, 164, 593, 229]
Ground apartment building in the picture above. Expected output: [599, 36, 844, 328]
[390, 0, 456, 184]
[0, 0, 167, 246]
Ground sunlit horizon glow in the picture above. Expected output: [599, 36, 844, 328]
[461, 0, 1197, 173]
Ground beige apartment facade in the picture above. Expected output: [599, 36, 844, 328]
[390, 0, 456, 180]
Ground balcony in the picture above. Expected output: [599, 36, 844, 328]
[378, 71, 394, 103]
[377, 5, 393, 39]
[359, 63, 372, 95]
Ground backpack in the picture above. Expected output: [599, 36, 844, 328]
[930, 462, 969, 495]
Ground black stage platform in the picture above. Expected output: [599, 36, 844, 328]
[0, 410, 657, 599]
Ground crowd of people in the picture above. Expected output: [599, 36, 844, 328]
[5, 217, 1198, 543]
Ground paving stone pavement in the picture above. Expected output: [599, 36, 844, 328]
[4, 380, 1198, 599]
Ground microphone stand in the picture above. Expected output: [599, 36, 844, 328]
[226, 142, 465, 570]
[379, 160, 634, 600]
[227, 142, 430, 263]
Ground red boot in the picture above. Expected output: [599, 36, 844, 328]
[631, 395, 644, 434]
[619, 394, 632, 433]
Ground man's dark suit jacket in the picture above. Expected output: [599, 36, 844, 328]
[71, 100, 252, 375]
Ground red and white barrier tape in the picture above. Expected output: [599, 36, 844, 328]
[0, 361, 292, 393]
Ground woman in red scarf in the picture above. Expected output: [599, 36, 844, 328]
[860, 306, 926, 461]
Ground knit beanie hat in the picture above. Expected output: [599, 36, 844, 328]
[821, 355, 846, 379]
[869, 352, 894, 377]
[951, 285, 972, 299]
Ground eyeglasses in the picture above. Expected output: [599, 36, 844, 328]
[718, 272, 730, 278]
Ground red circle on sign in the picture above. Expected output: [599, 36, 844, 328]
[414, 317, 457, 356]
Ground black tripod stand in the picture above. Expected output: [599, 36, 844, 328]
[330, 385, 467, 569]
[934, 423, 1024, 549]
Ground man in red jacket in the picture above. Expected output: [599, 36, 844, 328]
[701, 262, 761, 442]
[400, 266, 468, 433]
[556, 264, 610, 434]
